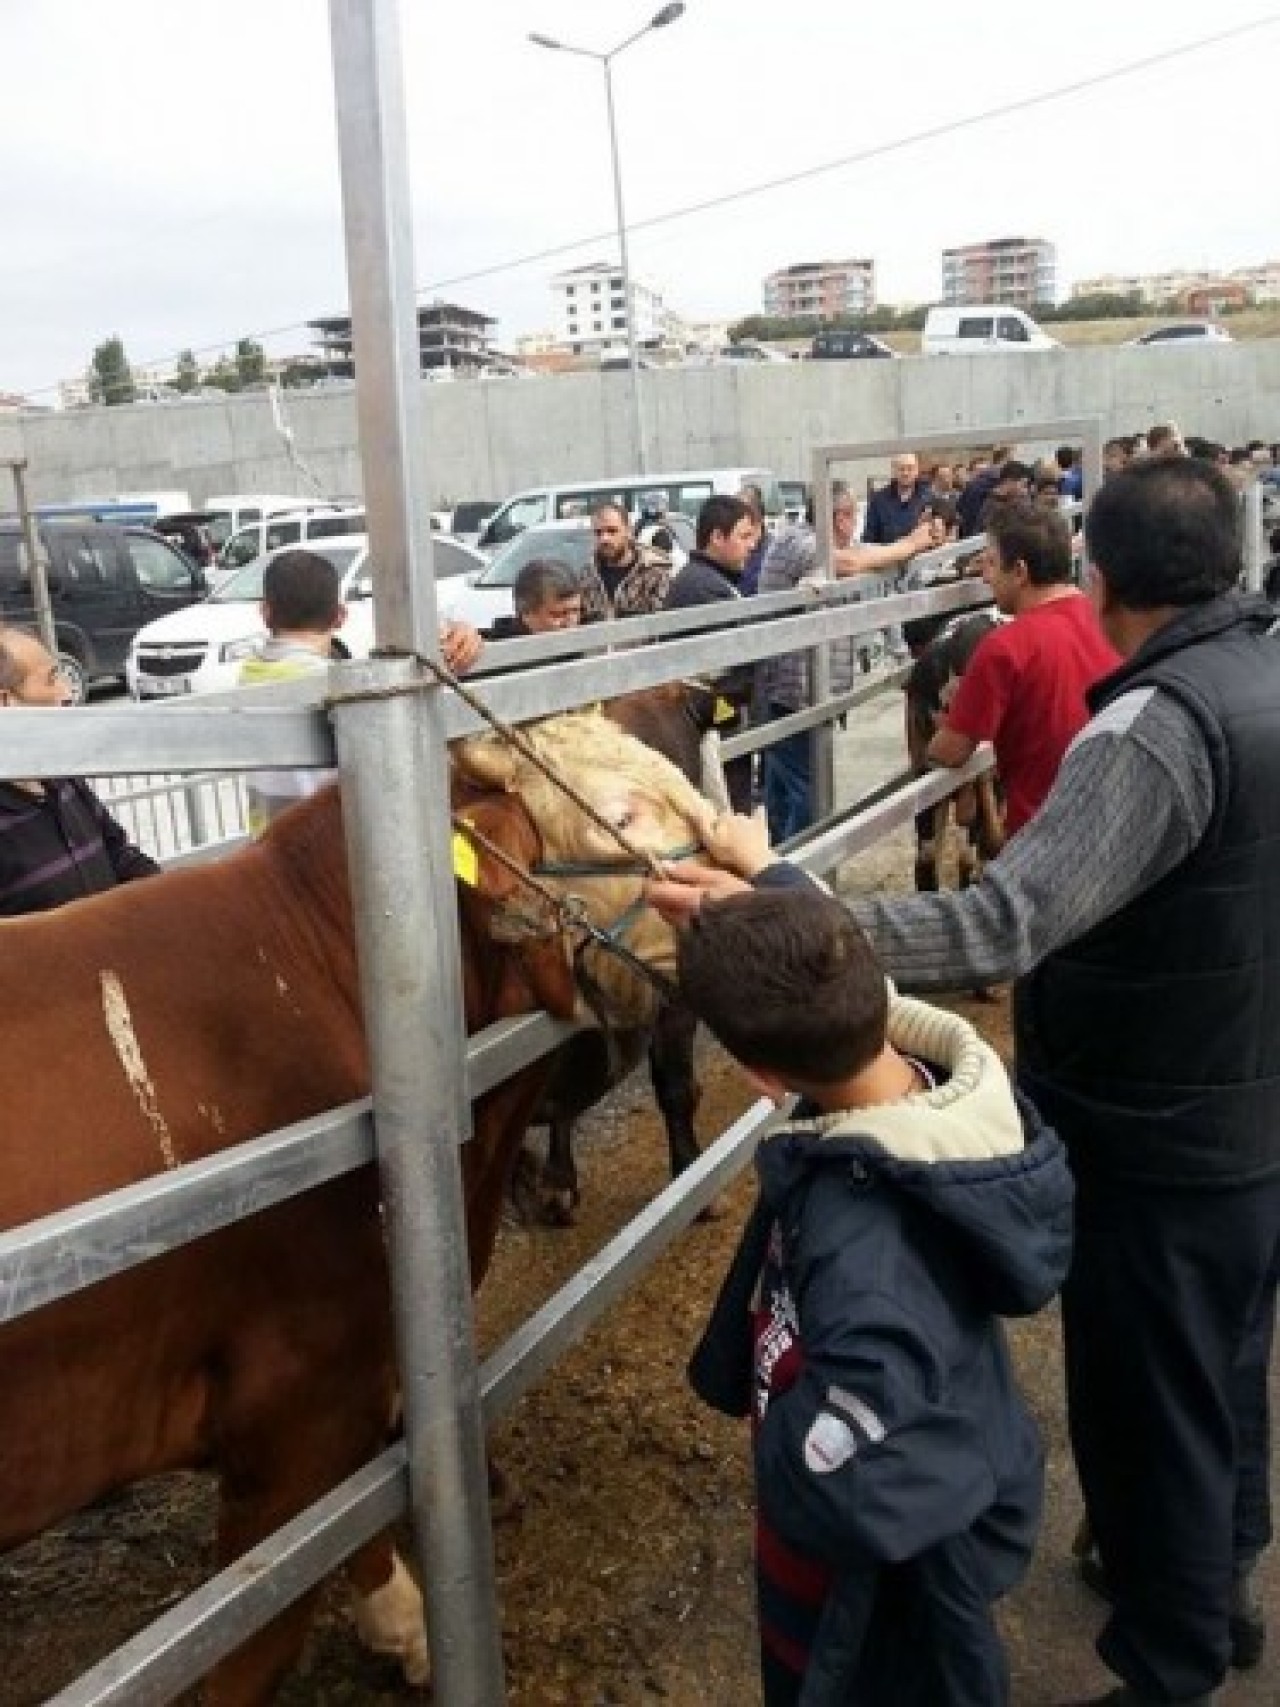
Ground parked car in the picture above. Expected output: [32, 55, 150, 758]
[921, 305, 1060, 354]
[716, 340, 791, 363]
[216, 506, 366, 575]
[127, 533, 482, 699]
[1127, 322, 1234, 347]
[810, 329, 898, 360]
[448, 500, 499, 547]
[435, 517, 688, 632]
[202, 494, 336, 556]
[476, 466, 782, 552]
[152, 511, 220, 572]
[779, 480, 810, 523]
[0, 519, 206, 701]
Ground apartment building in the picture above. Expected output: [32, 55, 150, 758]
[308, 299, 498, 376]
[1072, 261, 1280, 308]
[762, 259, 876, 320]
[549, 262, 673, 356]
[942, 237, 1056, 308]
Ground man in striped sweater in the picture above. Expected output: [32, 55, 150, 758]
[0, 627, 159, 916]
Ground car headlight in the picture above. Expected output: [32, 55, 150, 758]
[220, 636, 260, 663]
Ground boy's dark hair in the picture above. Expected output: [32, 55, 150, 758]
[513, 557, 580, 615]
[1055, 444, 1078, 471]
[695, 494, 750, 551]
[261, 549, 343, 631]
[926, 495, 959, 533]
[1085, 456, 1242, 609]
[996, 459, 1033, 486]
[985, 498, 1073, 585]
[676, 887, 888, 1084]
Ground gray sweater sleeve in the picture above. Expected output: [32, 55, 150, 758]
[845, 687, 1215, 991]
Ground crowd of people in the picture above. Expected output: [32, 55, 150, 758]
[6, 429, 1277, 1707]
[647, 452, 1276, 1707]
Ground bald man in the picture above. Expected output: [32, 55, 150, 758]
[0, 626, 158, 914]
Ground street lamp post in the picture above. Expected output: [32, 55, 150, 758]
[530, 3, 685, 476]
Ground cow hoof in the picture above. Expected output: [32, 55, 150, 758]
[538, 1188, 578, 1227]
[507, 1147, 543, 1226]
[485, 1454, 524, 1524]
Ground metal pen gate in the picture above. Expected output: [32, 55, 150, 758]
[0, 4, 1120, 1700]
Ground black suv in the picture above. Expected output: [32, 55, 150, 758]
[810, 329, 897, 360]
[0, 519, 206, 699]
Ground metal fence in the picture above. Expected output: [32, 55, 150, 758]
[2, 561, 1011, 1707]
[0, 6, 1121, 1703]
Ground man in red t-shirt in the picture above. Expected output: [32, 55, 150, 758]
[928, 499, 1121, 834]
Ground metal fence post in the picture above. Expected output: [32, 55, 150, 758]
[183, 778, 213, 850]
[9, 460, 58, 658]
[1242, 480, 1265, 593]
[326, 0, 505, 1700]
[810, 450, 835, 821]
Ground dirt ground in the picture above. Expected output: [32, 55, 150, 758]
[1, 830, 1276, 1705]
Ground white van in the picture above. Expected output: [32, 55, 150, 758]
[476, 466, 781, 551]
[202, 494, 336, 558]
[921, 306, 1060, 355]
[216, 506, 367, 574]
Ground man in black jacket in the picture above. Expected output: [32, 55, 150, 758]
[483, 557, 583, 641]
[0, 627, 159, 915]
[651, 458, 1276, 1707]
[664, 495, 758, 810]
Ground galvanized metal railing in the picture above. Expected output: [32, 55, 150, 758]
[0, 436, 1109, 1705]
[0, 3, 1112, 1700]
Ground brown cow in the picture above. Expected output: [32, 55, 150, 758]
[0, 708, 711, 1704]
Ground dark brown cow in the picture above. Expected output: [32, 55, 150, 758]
[904, 612, 1004, 892]
[0, 710, 711, 1704]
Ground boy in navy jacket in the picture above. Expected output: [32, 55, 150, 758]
[678, 887, 1073, 1705]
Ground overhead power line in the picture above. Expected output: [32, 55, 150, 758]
[23, 13, 1279, 402]
[416, 15, 1280, 298]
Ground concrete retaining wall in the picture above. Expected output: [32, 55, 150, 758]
[4, 341, 1278, 510]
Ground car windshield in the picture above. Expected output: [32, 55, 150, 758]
[478, 526, 595, 588]
[210, 541, 365, 602]
[206, 511, 235, 549]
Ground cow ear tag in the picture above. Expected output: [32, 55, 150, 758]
[452, 830, 479, 887]
[713, 696, 736, 725]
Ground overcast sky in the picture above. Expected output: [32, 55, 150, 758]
[2, 0, 1275, 401]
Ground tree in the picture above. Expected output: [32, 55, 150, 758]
[174, 349, 199, 393]
[235, 337, 266, 388]
[279, 357, 323, 389]
[88, 335, 135, 406]
[201, 356, 242, 394]
[1038, 292, 1145, 323]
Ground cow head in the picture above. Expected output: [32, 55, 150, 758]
[453, 708, 713, 1026]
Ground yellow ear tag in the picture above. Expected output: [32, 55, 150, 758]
[452, 830, 479, 887]
[713, 696, 736, 725]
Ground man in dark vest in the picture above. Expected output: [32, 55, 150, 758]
[646, 456, 1275, 1707]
